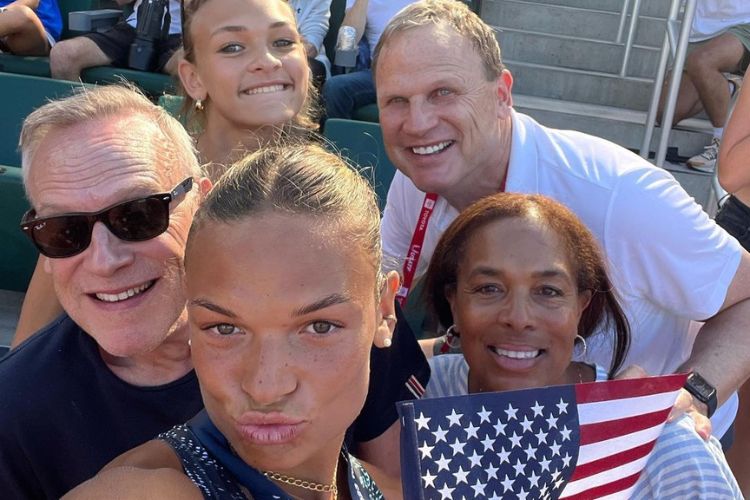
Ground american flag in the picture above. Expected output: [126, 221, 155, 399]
[398, 374, 687, 499]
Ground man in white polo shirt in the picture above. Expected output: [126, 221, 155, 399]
[375, 0, 750, 446]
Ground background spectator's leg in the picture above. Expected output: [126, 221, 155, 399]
[657, 71, 704, 127]
[323, 69, 375, 120]
[685, 32, 745, 129]
[50, 37, 112, 81]
[0, 4, 49, 56]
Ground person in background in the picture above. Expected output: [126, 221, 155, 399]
[422, 192, 741, 498]
[717, 82, 750, 495]
[64, 143, 401, 499]
[49, 0, 182, 81]
[290, 0, 332, 88]
[321, 0, 413, 120]
[375, 0, 750, 447]
[658, 0, 750, 172]
[0, 0, 61, 55]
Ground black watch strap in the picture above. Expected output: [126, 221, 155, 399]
[684, 371, 718, 418]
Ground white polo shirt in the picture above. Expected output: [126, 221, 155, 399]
[690, 0, 750, 42]
[381, 110, 742, 436]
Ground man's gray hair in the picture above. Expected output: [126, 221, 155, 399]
[19, 84, 202, 198]
[373, 0, 505, 82]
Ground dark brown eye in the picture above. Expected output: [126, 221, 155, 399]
[214, 324, 237, 336]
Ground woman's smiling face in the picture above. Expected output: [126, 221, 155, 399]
[179, 0, 309, 130]
[447, 217, 591, 393]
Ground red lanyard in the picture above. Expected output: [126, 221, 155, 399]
[396, 192, 439, 307]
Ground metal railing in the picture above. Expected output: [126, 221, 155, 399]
[617, 0, 643, 77]
[640, 0, 697, 167]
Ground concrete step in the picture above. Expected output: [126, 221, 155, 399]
[516, 0, 671, 18]
[513, 94, 712, 158]
[483, 0, 672, 47]
[498, 28, 660, 78]
[508, 60, 655, 110]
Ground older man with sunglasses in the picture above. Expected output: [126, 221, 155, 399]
[0, 85, 211, 498]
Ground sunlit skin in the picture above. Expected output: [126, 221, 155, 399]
[178, 0, 309, 157]
[375, 23, 514, 211]
[186, 212, 397, 489]
[447, 217, 593, 393]
[27, 115, 202, 371]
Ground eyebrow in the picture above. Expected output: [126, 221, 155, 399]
[189, 298, 237, 318]
[292, 293, 351, 317]
[468, 266, 571, 280]
[211, 21, 291, 37]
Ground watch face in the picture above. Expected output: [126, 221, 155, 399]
[689, 373, 715, 398]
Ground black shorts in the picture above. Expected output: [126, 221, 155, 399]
[81, 21, 181, 72]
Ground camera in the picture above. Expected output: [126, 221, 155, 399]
[128, 0, 171, 72]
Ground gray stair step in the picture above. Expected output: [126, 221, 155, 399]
[513, 94, 712, 157]
[508, 60, 655, 110]
[484, 0, 672, 47]
[498, 28, 660, 78]
[516, 0, 671, 17]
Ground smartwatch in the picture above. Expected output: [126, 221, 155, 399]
[684, 371, 718, 418]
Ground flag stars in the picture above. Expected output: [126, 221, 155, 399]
[562, 452, 573, 467]
[437, 483, 455, 500]
[556, 398, 568, 414]
[477, 405, 492, 423]
[513, 459, 526, 476]
[545, 413, 559, 429]
[523, 443, 537, 461]
[497, 446, 511, 464]
[560, 425, 572, 441]
[435, 453, 451, 472]
[449, 438, 466, 456]
[486, 463, 499, 480]
[481, 434, 495, 452]
[422, 470, 437, 489]
[500, 475, 515, 492]
[539, 455, 552, 472]
[432, 425, 449, 443]
[505, 403, 518, 420]
[520, 415, 534, 433]
[528, 470, 541, 488]
[446, 409, 463, 427]
[464, 421, 479, 440]
[493, 418, 507, 436]
[415, 412, 431, 430]
[453, 465, 470, 485]
[518, 487, 530, 500]
[535, 427, 549, 445]
[531, 400, 545, 417]
[550, 440, 562, 457]
[509, 431, 523, 448]
[470, 479, 486, 496]
[418, 442, 434, 459]
[467, 450, 483, 468]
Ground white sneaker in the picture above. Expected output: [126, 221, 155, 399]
[687, 137, 720, 173]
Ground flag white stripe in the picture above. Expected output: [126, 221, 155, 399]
[577, 391, 678, 425]
[575, 423, 665, 465]
[595, 485, 639, 500]
[560, 452, 651, 497]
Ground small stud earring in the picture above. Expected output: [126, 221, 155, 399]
[383, 337, 392, 348]
[194, 98, 205, 112]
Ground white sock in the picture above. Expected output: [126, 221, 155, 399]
[713, 128, 723, 140]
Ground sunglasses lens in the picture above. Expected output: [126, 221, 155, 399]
[31, 216, 92, 258]
[107, 197, 170, 241]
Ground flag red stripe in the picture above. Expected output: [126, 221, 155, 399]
[574, 373, 686, 403]
[578, 407, 672, 445]
[562, 471, 642, 500]
[569, 441, 656, 481]
[410, 375, 426, 394]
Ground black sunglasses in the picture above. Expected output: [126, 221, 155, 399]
[20, 177, 194, 259]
